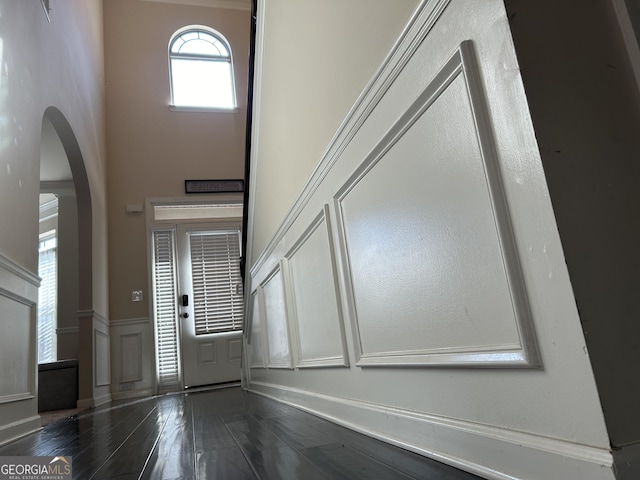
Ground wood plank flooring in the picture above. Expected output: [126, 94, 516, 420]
[0, 386, 484, 479]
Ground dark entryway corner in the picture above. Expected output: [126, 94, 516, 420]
[0, 386, 484, 479]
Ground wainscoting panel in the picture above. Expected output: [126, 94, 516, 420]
[334, 43, 537, 367]
[244, 0, 614, 477]
[94, 329, 111, 387]
[248, 290, 265, 368]
[0, 296, 34, 402]
[261, 267, 292, 368]
[110, 318, 154, 400]
[119, 333, 142, 383]
[0, 254, 40, 445]
[285, 205, 348, 368]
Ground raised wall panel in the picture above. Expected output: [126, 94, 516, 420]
[0, 255, 38, 404]
[0, 295, 34, 402]
[0, 255, 41, 445]
[285, 205, 348, 367]
[245, 0, 612, 477]
[94, 329, 111, 387]
[262, 267, 292, 368]
[120, 333, 142, 383]
[109, 318, 154, 399]
[249, 290, 265, 368]
[335, 43, 537, 367]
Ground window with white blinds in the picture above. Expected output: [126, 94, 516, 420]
[189, 230, 243, 335]
[37, 234, 57, 364]
[151, 230, 180, 388]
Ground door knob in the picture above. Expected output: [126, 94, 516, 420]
[182, 312, 189, 318]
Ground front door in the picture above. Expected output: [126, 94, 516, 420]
[176, 224, 244, 388]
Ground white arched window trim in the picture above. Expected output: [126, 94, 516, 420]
[168, 25, 239, 112]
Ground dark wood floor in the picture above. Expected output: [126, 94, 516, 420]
[0, 386, 484, 479]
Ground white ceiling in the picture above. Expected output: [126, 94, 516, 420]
[40, 115, 73, 183]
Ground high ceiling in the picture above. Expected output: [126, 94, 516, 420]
[40, 0, 252, 186]
[40, 114, 73, 183]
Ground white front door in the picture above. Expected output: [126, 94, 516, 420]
[176, 224, 243, 388]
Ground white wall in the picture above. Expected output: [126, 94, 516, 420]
[0, 0, 108, 443]
[244, 1, 618, 478]
[249, 0, 420, 259]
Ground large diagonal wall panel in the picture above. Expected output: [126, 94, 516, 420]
[244, 0, 615, 478]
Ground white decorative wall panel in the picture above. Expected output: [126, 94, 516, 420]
[335, 43, 537, 367]
[262, 268, 292, 368]
[0, 295, 34, 401]
[120, 333, 142, 383]
[94, 330, 111, 387]
[245, 0, 611, 477]
[285, 206, 348, 367]
[249, 290, 265, 368]
[0, 255, 39, 445]
[110, 318, 154, 399]
[0, 255, 38, 406]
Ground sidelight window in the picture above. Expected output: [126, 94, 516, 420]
[151, 229, 180, 389]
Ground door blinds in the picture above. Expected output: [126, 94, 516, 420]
[151, 230, 180, 388]
[189, 230, 243, 335]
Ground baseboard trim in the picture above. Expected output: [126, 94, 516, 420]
[77, 392, 112, 409]
[93, 393, 112, 407]
[0, 415, 41, 447]
[249, 381, 616, 480]
[110, 388, 153, 402]
[76, 397, 94, 409]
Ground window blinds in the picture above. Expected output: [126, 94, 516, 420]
[37, 237, 57, 364]
[152, 230, 180, 388]
[189, 230, 243, 335]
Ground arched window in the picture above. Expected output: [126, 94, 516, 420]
[169, 26, 237, 109]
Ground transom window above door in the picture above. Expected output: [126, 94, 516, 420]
[169, 26, 237, 110]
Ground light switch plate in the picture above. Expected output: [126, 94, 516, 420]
[131, 290, 143, 302]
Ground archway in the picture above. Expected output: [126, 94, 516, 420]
[41, 107, 92, 310]
[39, 107, 93, 408]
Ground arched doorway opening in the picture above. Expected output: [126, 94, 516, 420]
[38, 107, 93, 411]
